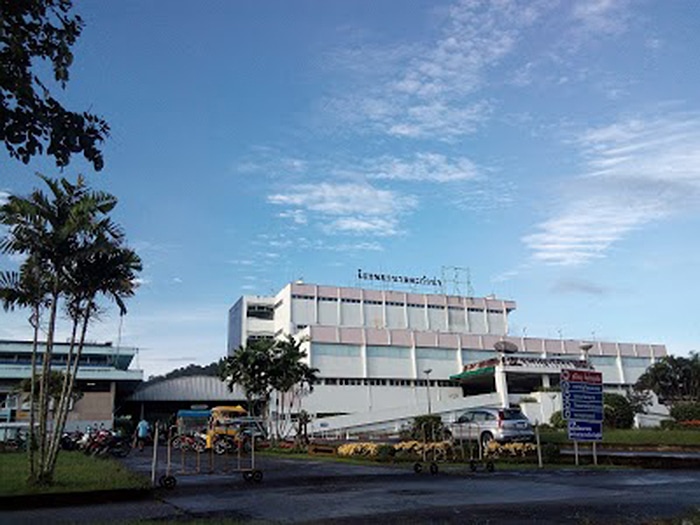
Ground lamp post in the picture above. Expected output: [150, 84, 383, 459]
[424, 368, 433, 414]
[579, 343, 593, 364]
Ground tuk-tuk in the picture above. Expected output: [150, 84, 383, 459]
[206, 405, 247, 450]
[175, 409, 211, 436]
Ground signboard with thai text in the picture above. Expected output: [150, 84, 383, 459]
[561, 369, 603, 442]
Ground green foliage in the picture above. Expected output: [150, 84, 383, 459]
[1, 0, 109, 169]
[670, 402, 700, 422]
[0, 175, 140, 486]
[603, 393, 634, 429]
[218, 335, 319, 416]
[17, 371, 81, 409]
[549, 410, 566, 429]
[542, 443, 561, 462]
[635, 353, 700, 405]
[408, 415, 450, 442]
[147, 362, 220, 383]
[375, 443, 396, 461]
[626, 388, 652, 415]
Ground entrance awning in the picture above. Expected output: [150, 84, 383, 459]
[449, 366, 495, 382]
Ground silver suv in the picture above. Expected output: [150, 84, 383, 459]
[451, 407, 534, 447]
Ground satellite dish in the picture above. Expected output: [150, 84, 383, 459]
[494, 341, 518, 354]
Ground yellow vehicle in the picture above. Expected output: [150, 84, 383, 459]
[206, 405, 247, 450]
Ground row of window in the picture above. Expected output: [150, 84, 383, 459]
[290, 294, 505, 314]
[320, 377, 455, 387]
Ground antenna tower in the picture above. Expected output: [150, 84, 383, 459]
[441, 266, 474, 297]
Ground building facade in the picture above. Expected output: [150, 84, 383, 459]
[228, 281, 666, 432]
[0, 340, 143, 431]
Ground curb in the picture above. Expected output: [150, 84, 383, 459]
[0, 487, 154, 511]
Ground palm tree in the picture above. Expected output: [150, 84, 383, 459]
[0, 256, 49, 480]
[0, 174, 137, 486]
[269, 335, 318, 439]
[219, 339, 276, 417]
[46, 240, 141, 470]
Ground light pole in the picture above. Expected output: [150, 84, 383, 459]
[579, 343, 593, 364]
[424, 368, 433, 414]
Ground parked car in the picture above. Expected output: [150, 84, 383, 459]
[451, 407, 534, 448]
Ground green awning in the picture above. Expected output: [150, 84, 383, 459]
[449, 366, 495, 381]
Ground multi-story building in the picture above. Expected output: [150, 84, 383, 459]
[0, 340, 143, 431]
[228, 281, 666, 433]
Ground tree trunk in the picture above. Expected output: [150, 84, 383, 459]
[46, 306, 86, 473]
[27, 305, 40, 483]
[36, 291, 59, 486]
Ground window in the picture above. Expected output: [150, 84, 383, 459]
[407, 303, 423, 308]
[341, 298, 361, 303]
[487, 309, 503, 314]
[364, 299, 382, 305]
[467, 308, 483, 313]
[318, 296, 337, 302]
[386, 301, 404, 306]
[247, 305, 274, 320]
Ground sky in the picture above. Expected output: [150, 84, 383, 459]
[1, 0, 699, 378]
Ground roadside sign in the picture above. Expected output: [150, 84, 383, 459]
[567, 420, 603, 441]
[561, 369, 603, 442]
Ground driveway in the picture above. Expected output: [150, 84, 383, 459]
[3, 449, 700, 524]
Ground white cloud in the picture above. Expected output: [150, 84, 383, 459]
[268, 182, 416, 236]
[571, 0, 631, 36]
[323, 0, 550, 140]
[524, 113, 700, 265]
[368, 153, 480, 182]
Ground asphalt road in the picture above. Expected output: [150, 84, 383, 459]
[3, 449, 700, 524]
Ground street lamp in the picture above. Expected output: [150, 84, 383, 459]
[424, 368, 433, 414]
[579, 343, 593, 364]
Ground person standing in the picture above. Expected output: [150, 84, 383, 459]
[135, 418, 150, 451]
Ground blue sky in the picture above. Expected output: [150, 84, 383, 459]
[1, 0, 699, 377]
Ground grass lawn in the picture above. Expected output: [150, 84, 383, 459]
[540, 428, 700, 446]
[0, 451, 149, 496]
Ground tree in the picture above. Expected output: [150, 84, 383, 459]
[1, 0, 109, 170]
[269, 335, 318, 439]
[219, 335, 319, 439]
[603, 393, 634, 430]
[0, 174, 139, 486]
[635, 353, 700, 405]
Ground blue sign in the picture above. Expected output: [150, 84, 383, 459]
[563, 408, 604, 421]
[563, 383, 603, 394]
[561, 369, 604, 442]
[568, 420, 603, 441]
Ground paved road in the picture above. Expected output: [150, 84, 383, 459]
[3, 450, 700, 524]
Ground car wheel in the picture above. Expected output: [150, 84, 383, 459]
[480, 432, 494, 450]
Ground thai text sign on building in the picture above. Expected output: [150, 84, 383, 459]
[560, 369, 603, 441]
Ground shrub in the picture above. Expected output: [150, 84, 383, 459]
[543, 443, 560, 462]
[603, 393, 634, 429]
[376, 443, 396, 461]
[670, 402, 700, 422]
[660, 419, 680, 430]
[484, 442, 537, 460]
[549, 411, 566, 430]
[409, 415, 450, 442]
